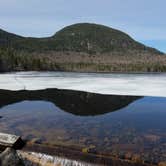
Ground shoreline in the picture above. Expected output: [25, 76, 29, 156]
[22, 143, 155, 166]
[1, 70, 166, 75]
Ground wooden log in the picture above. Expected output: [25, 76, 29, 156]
[0, 133, 24, 151]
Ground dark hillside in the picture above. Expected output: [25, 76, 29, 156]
[52, 23, 160, 54]
[0, 23, 165, 72]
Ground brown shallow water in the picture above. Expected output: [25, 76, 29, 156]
[0, 89, 165, 164]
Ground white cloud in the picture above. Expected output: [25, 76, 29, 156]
[0, 0, 165, 40]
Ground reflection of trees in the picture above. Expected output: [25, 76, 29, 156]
[0, 89, 142, 116]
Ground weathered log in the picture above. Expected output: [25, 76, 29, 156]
[0, 133, 24, 151]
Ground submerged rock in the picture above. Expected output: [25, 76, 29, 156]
[0, 148, 24, 166]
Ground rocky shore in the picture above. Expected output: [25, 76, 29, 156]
[0, 148, 95, 166]
[0, 148, 24, 166]
[1, 147, 166, 166]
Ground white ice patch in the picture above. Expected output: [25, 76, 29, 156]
[0, 71, 166, 97]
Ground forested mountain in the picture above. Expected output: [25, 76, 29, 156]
[0, 23, 165, 72]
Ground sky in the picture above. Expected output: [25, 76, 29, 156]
[0, 0, 165, 52]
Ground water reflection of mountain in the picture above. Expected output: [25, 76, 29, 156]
[0, 89, 142, 116]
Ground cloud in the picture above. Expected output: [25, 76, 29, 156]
[0, 0, 165, 41]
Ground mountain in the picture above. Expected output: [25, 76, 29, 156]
[0, 23, 161, 53]
[0, 23, 165, 72]
[0, 28, 23, 40]
[52, 23, 160, 54]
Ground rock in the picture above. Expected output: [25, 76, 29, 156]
[0, 148, 24, 166]
[0, 132, 25, 150]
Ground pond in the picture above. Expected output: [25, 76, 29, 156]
[0, 88, 165, 164]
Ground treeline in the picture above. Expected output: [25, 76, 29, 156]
[0, 48, 57, 72]
[1, 48, 166, 73]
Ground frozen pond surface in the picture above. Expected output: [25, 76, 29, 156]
[0, 71, 166, 97]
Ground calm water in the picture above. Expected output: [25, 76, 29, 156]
[0, 89, 165, 163]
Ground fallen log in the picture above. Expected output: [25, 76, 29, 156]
[0, 133, 24, 151]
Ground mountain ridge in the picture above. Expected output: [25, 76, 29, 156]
[0, 23, 165, 72]
[0, 23, 163, 54]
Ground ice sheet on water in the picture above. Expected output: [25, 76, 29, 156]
[0, 71, 166, 97]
